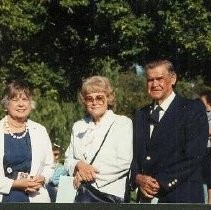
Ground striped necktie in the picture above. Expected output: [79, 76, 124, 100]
[150, 106, 162, 124]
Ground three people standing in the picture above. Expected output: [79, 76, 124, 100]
[1, 60, 208, 204]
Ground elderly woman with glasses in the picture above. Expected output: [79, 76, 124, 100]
[64, 75, 133, 203]
[0, 80, 54, 203]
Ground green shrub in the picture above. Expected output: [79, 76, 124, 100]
[30, 97, 83, 150]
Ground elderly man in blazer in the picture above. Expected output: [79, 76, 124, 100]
[131, 59, 208, 203]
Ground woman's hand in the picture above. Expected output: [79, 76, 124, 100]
[30, 175, 45, 186]
[25, 176, 45, 192]
[12, 178, 42, 193]
[73, 171, 83, 189]
[75, 160, 99, 182]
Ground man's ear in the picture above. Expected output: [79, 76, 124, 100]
[171, 72, 177, 86]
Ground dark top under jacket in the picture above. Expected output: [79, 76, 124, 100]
[3, 132, 32, 202]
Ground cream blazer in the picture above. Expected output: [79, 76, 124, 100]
[64, 110, 133, 198]
[0, 117, 54, 202]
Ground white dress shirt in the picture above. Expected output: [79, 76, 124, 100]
[150, 91, 176, 137]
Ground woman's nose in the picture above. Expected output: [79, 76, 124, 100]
[92, 99, 98, 105]
[17, 99, 24, 106]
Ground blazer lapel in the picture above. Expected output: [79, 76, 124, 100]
[144, 106, 151, 148]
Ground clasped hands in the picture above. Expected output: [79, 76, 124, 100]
[73, 160, 99, 189]
[135, 174, 160, 199]
[13, 175, 45, 193]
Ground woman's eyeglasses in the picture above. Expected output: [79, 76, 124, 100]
[85, 95, 106, 105]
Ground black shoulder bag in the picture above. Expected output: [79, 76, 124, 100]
[74, 122, 124, 203]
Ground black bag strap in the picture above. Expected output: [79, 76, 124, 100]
[89, 121, 114, 165]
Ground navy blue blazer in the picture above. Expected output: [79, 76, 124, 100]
[131, 95, 209, 203]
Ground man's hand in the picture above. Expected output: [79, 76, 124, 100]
[135, 174, 160, 198]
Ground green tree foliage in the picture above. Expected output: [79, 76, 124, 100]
[38, 0, 153, 100]
[1, 0, 210, 99]
[0, 0, 211, 149]
[133, 0, 211, 78]
[0, 0, 66, 98]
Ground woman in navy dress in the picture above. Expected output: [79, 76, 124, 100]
[0, 80, 54, 202]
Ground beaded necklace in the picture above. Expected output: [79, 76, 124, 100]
[5, 116, 29, 139]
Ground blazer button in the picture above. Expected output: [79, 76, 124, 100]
[168, 183, 172, 187]
[146, 156, 151, 160]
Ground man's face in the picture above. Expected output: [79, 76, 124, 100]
[147, 64, 177, 104]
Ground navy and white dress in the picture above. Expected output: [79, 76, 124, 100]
[3, 131, 32, 202]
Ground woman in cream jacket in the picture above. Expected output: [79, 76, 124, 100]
[64, 76, 133, 202]
[0, 80, 54, 202]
